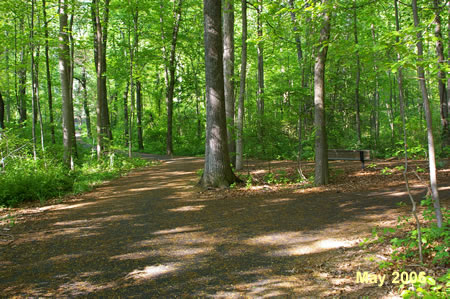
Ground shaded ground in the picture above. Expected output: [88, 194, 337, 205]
[0, 155, 448, 297]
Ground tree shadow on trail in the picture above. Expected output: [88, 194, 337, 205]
[1, 156, 448, 297]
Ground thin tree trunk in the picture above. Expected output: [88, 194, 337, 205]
[81, 67, 92, 138]
[256, 0, 264, 140]
[223, 0, 235, 165]
[411, 0, 443, 228]
[314, 0, 331, 186]
[5, 32, 11, 123]
[166, 0, 183, 156]
[136, 80, 144, 150]
[43, 0, 55, 144]
[31, 0, 38, 159]
[59, 0, 76, 169]
[433, 0, 449, 148]
[0, 92, 4, 129]
[201, 0, 237, 187]
[123, 82, 129, 148]
[353, 3, 362, 145]
[18, 19, 27, 125]
[236, 0, 247, 171]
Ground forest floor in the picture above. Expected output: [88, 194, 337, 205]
[0, 154, 449, 297]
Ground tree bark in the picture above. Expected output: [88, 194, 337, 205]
[353, 3, 362, 145]
[256, 0, 264, 140]
[31, 0, 38, 159]
[18, 19, 27, 125]
[59, 0, 76, 169]
[0, 92, 4, 130]
[314, 0, 331, 186]
[43, 0, 56, 144]
[411, 0, 443, 228]
[166, 0, 183, 156]
[223, 0, 235, 166]
[92, 0, 111, 158]
[123, 82, 129, 148]
[433, 0, 449, 148]
[136, 79, 144, 150]
[201, 0, 238, 187]
[235, 0, 247, 171]
[81, 67, 92, 138]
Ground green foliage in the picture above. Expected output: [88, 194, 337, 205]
[0, 131, 151, 207]
[0, 158, 73, 207]
[401, 271, 449, 299]
[389, 197, 449, 265]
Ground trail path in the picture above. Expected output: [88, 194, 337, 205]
[1, 155, 448, 297]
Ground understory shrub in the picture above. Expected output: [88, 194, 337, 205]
[0, 159, 73, 207]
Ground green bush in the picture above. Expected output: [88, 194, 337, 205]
[0, 159, 74, 207]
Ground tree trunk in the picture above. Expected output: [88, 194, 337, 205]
[166, 0, 183, 156]
[314, 0, 331, 186]
[123, 82, 129, 148]
[136, 79, 144, 150]
[92, 0, 111, 158]
[59, 0, 76, 169]
[256, 0, 264, 140]
[433, 0, 449, 148]
[235, 0, 247, 171]
[81, 67, 92, 138]
[31, 0, 38, 159]
[43, 0, 55, 144]
[223, 0, 235, 165]
[353, 3, 362, 145]
[201, 0, 238, 187]
[411, 0, 443, 228]
[0, 92, 4, 130]
[18, 19, 27, 125]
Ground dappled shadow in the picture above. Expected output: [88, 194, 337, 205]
[1, 155, 448, 297]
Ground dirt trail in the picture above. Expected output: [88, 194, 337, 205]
[0, 155, 448, 297]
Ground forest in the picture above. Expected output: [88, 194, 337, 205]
[0, 0, 449, 297]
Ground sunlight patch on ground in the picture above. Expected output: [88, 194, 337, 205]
[264, 198, 296, 204]
[272, 239, 356, 256]
[52, 202, 97, 211]
[168, 205, 205, 212]
[57, 281, 115, 296]
[126, 263, 181, 280]
[153, 225, 201, 235]
[111, 250, 155, 260]
[48, 254, 83, 262]
[246, 232, 318, 246]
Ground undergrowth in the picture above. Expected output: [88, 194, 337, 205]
[360, 196, 449, 298]
[0, 133, 152, 207]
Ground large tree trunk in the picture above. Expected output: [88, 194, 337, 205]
[433, 0, 449, 148]
[411, 0, 443, 228]
[235, 0, 247, 171]
[166, 0, 183, 156]
[43, 0, 56, 144]
[201, 0, 238, 187]
[223, 0, 235, 165]
[59, 0, 76, 169]
[314, 1, 331, 186]
[92, 0, 111, 158]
